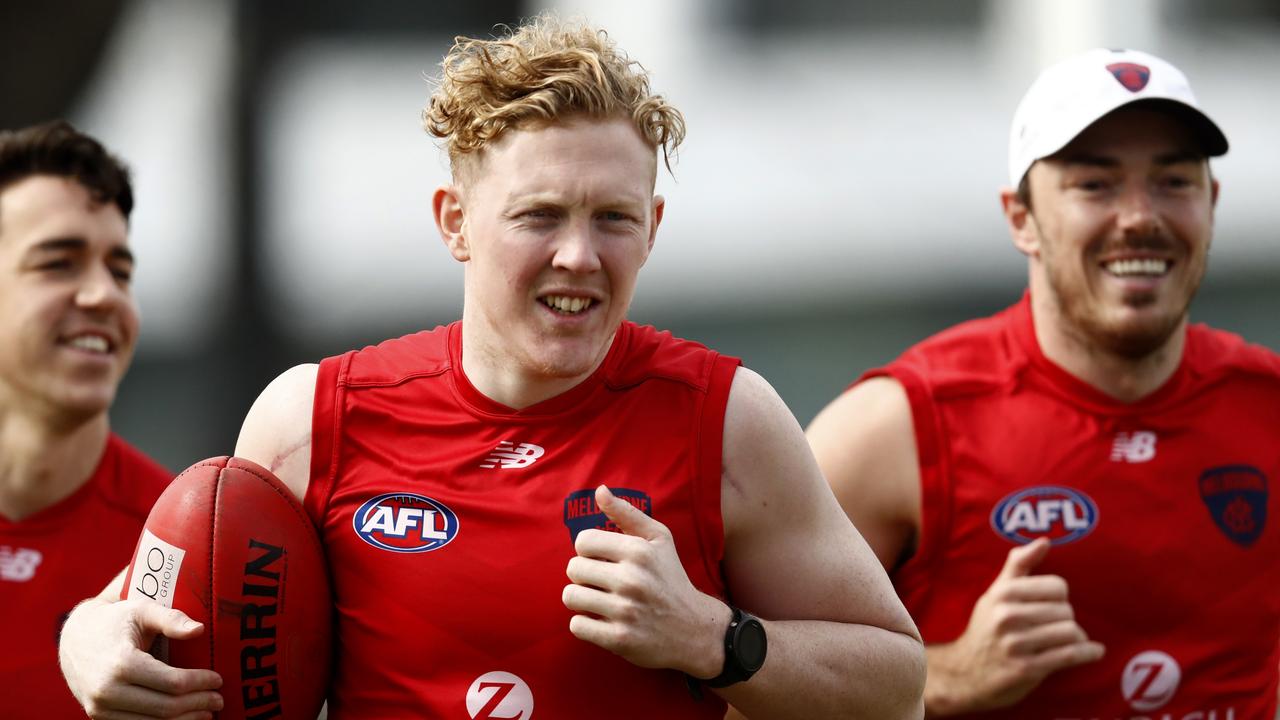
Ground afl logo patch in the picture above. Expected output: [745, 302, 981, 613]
[990, 486, 1099, 546]
[353, 492, 459, 553]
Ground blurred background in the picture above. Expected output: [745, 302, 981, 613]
[4, 0, 1277, 469]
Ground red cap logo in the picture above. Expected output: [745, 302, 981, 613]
[1107, 62, 1151, 92]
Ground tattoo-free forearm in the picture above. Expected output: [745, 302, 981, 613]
[714, 619, 925, 720]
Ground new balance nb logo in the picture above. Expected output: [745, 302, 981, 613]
[1111, 431, 1157, 463]
[480, 441, 545, 469]
[0, 546, 43, 582]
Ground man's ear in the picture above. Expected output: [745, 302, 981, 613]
[1001, 186, 1039, 258]
[646, 195, 664, 257]
[434, 185, 469, 262]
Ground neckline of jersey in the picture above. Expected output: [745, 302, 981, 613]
[445, 321, 630, 419]
[0, 434, 115, 531]
[1010, 291, 1198, 415]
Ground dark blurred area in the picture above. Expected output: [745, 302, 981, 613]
[0, 1, 128, 128]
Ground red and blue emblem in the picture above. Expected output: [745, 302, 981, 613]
[990, 486, 1099, 545]
[1199, 465, 1267, 547]
[353, 492, 459, 553]
[1106, 62, 1151, 92]
[563, 488, 653, 543]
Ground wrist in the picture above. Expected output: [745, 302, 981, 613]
[687, 597, 733, 679]
[923, 643, 968, 716]
[694, 604, 769, 691]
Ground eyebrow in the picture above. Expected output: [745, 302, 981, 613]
[26, 237, 134, 265]
[1058, 153, 1119, 169]
[505, 190, 649, 208]
[1058, 150, 1206, 169]
[1153, 150, 1207, 166]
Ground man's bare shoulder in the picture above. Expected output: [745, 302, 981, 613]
[808, 376, 916, 475]
[807, 377, 921, 571]
[234, 363, 318, 502]
[719, 367, 809, 512]
[718, 367, 920, 641]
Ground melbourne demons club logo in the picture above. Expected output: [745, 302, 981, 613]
[353, 492, 459, 553]
[563, 488, 653, 543]
[466, 671, 533, 719]
[1107, 61, 1151, 92]
[1199, 465, 1268, 547]
[990, 486, 1099, 545]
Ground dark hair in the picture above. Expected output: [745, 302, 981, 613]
[1015, 173, 1033, 212]
[0, 120, 133, 220]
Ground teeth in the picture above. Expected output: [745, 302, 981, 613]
[1105, 259, 1169, 277]
[542, 295, 593, 314]
[68, 335, 109, 353]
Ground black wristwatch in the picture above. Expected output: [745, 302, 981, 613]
[704, 605, 768, 689]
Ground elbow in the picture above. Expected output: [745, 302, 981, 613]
[907, 640, 929, 719]
[902, 610, 927, 715]
[889, 628, 928, 719]
[836, 626, 926, 719]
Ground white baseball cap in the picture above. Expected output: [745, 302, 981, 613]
[1008, 48, 1228, 187]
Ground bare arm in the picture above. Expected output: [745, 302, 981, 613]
[806, 377, 922, 572]
[806, 377, 1102, 717]
[712, 368, 925, 718]
[232, 363, 318, 501]
[58, 364, 318, 718]
[562, 368, 924, 717]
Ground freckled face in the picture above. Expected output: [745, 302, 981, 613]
[449, 116, 662, 382]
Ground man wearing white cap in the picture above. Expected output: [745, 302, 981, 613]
[807, 48, 1280, 717]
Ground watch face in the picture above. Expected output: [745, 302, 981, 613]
[736, 618, 767, 671]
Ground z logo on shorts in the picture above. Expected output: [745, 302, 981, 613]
[1122, 650, 1180, 712]
[466, 671, 533, 720]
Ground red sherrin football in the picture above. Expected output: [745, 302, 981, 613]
[121, 456, 331, 719]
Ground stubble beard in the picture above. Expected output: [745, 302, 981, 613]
[1043, 251, 1203, 361]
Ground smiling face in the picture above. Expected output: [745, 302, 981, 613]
[434, 115, 663, 400]
[1008, 106, 1218, 359]
[0, 175, 139, 422]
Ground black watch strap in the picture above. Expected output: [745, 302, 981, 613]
[686, 605, 767, 698]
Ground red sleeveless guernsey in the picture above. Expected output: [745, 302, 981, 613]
[306, 321, 739, 719]
[864, 294, 1280, 720]
[0, 434, 172, 720]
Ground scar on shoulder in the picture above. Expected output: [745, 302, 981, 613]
[269, 435, 309, 474]
[722, 469, 750, 502]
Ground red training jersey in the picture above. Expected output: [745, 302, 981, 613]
[0, 434, 171, 720]
[307, 321, 739, 719]
[864, 294, 1280, 720]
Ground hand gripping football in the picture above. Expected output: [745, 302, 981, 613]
[121, 456, 332, 719]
